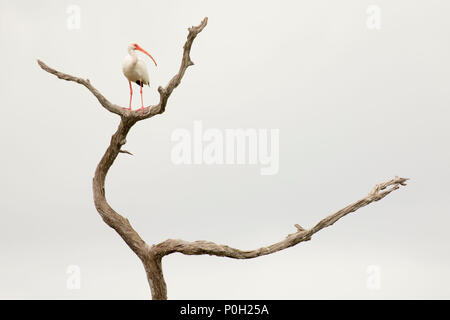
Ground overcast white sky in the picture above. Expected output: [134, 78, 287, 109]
[1, 0, 449, 299]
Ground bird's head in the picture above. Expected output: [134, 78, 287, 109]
[128, 42, 157, 67]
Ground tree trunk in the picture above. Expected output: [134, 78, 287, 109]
[144, 254, 167, 300]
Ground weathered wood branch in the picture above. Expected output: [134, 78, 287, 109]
[149, 17, 208, 118]
[37, 59, 125, 116]
[153, 177, 408, 258]
[38, 17, 408, 300]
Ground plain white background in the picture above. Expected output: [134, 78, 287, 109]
[1, 0, 449, 299]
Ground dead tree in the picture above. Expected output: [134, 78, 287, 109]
[38, 17, 408, 300]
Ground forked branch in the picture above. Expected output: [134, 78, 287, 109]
[38, 17, 408, 300]
[37, 17, 208, 121]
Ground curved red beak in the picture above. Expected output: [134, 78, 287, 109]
[135, 44, 157, 67]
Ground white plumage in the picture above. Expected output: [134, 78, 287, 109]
[122, 43, 157, 111]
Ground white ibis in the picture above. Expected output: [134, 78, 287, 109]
[122, 43, 157, 112]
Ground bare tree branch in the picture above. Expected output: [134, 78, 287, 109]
[153, 177, 408, 258]
[36, 59, 125, 116]
[138, 17, 209, 120]
[38, 17, 408, 300]
[91, 118, 149, 260]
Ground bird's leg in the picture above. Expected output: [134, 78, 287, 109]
[140, 83, 144, 113]
[128, 80, 133, 110]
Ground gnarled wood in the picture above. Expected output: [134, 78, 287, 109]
[38, 17, 408, 300]
[152, 177, 408, 259]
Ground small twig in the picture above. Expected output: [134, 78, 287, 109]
[119, 149, 133, 156]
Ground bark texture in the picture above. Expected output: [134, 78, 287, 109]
[38, 17, 408, 300]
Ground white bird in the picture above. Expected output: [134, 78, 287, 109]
[122, 43, 157, 112]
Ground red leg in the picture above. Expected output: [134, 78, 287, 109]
[128, 81, 133, 110]
[140, 83, 144, 113]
